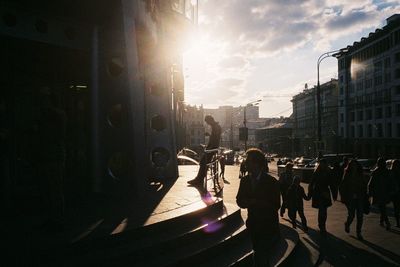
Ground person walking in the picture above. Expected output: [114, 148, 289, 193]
[187, 115, 221, 186]
[286, 175, 310, 232]
[390, 159, 400, 228]
[236, 148, 280, 267]
[308, 158, 337, 236]
[219, 155, 226, 180]
[339, 159, 368, 240]
[279, 162, 294, 217]
[368, 158, 393, 230]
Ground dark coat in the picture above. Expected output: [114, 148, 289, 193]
[286, 184, 309, 210]
[236, 172, 280, 236]
[339, 171, 368, 205]
[369, 167, 393, 204]
[308, 168, 336, 208]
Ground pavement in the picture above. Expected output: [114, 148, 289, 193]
[3, 163, 400, 266]
[220, 163, 400, 267]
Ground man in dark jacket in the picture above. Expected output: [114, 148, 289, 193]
[188, 115, 221, 185]
[236, 148, 280, 267]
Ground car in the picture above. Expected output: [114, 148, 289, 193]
[356, 158, 376, 173]
[295, 157, 314, 167]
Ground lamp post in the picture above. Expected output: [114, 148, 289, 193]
[243, 99, 262, 151]
[316, 48, 348, 156]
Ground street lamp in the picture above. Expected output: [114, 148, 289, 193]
[243, 99, 262, 150]
[316, 48, 348, 156]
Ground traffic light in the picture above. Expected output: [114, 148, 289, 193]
[239, 127, 248, 141]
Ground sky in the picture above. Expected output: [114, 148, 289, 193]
[182, 0, 400, 117]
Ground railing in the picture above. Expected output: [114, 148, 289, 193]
[204, 148, 224, 197]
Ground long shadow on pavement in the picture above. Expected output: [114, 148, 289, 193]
[284, 226, 398, 267]
[306, 227, 398, 266]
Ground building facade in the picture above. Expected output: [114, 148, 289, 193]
[337, 14, 400, 158]
[291, 79, 339, 157]
[0, 0, 198, 209]
[255, 122, 293, 156]
[183, 105, 205, 148]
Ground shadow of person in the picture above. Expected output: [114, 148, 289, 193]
[301, 227, 399, 267]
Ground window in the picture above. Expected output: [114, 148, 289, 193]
[398, 123, 400, 137]
[384, 57, 391, 68]
[376, 123, 383, 137]
[366, 109, 372, 120]
[350, 112, 355, 122]
[340, 87, 344, 95]
[374, 75, 383, 86]
[387, 123, 392, 137]
[365, 78, 373, 88]
[340, 127, 344, 137]
[357, 110, 363, 121]
[350, 125, 355, 138]
[396, 85, 400, 95]
[396, 104, 400, 116]
[340, 75, 344, 82]
[386, 106, 392, 118]
[375, 107, 383, 119]
[396, 68, 400, 79]
[340, 100, 344, 107]
[374, 61, 382, 72]
[396, 52, 400, 63]
[340, 113, 344, 123]
[358, 125, 363, 138]
[384, 72, 391, 83]
[368, 124, 373, 137]
[356, 81, 363, 91]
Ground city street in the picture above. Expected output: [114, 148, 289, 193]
[219, 163, 400, 267]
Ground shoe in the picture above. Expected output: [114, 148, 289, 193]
[187, 178, 202, 185]
[344, 223, 350, 233]
[357, 233, 364, 240]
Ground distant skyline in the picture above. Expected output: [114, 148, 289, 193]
[183, 0, 400, 117]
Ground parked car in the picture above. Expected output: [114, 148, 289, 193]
[356, 158, 376, 175]
[294, 157, 314, 167]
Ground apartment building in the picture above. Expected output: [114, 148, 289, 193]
[336, 14, 400, 158]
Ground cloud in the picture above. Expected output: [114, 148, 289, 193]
[217, 56, 248, 70]
[185, 0, 400, 116]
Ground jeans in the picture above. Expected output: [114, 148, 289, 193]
[345, 197, 364, 233]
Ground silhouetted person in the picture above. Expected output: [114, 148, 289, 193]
[219, 155, 226, 180]
[286, 175, 310, 231]
[331, 161, 343, 196]
[239, 160, 247, 178]
[308, 158, 337, 236]
[369, 158, 393, 230]
[279, 162, 293, 217]
[277, 158, 282, 166]
[339, 159, 368, 240]
[37, 88, 66, 232]
[390, 159, 400, 227]
[236, 148, 280, 267]
[188, 115, 221, 185]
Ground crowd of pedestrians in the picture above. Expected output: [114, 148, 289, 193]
[277, 156, 400, 239]
[237, 148, 399, 267]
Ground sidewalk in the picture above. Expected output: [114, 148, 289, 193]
[220, 165, 400, 266]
